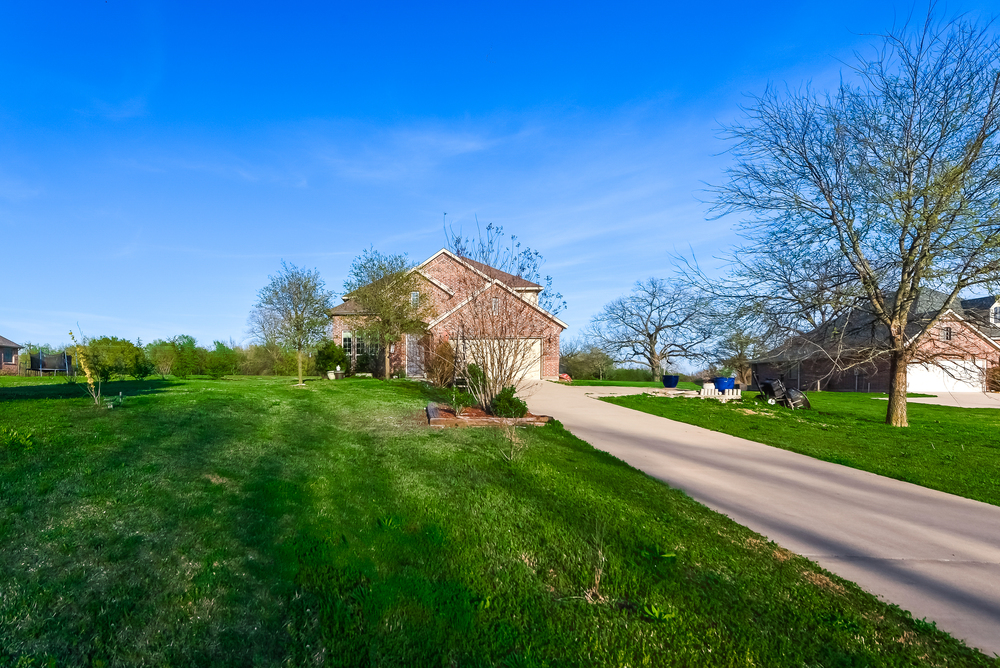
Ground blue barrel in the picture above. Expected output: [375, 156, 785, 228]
[713, 377, 736, 391]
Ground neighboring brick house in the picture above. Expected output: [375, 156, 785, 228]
[752, 290, 1000, 393]
[0, 335, 21, 376]
[330, 249, 566, 380]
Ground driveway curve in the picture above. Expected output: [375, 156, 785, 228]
[524, 381, 1000, 656]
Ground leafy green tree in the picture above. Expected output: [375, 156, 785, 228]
[249, 261, 334, 386]
[171, 335, 201, 379]
[85, 337, 147, 382]
[205, 341, 239, 379]
[343, 249, 435, 381]
[145, 340, 177, 379]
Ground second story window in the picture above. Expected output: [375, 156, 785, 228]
[411, 291, 420, 307]
[993, 306, 1000, 325]
[492, 297, 499, 314]
[940, 326, 953, 341]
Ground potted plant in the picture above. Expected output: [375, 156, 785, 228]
[662, 374, 680, 388]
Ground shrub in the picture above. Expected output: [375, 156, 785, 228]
[607, 367, 654, 382]
[465, 363, 487, 398]
[491, 386, 527, 418]
[989, 366, 1000, 392]
[448, 388, 477, 416]
[425, 339, 456, 387]
[356, 352, 376, 375]
[316, 340, 349, 376]
[206, 341, 239, 379]
[130, 356, 156, 381]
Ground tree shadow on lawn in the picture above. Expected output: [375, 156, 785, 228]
[0, 378, 181, 403]
[0, 381, 345, 666]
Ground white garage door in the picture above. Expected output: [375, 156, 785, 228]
[460, 338, 543, 382]
[907, 360, 986, 393]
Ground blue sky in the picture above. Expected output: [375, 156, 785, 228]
[1, 1, 996, 348]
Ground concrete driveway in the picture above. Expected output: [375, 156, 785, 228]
[524, 382, 1000, 656]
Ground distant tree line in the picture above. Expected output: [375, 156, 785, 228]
[18, 336, 352, 381]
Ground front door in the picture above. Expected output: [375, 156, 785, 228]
[406, 334, 425, 377]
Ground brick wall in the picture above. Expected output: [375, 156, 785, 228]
[330, 251, 565, 379]
[754, 315, 1000, 392]
[0, 348, 17, 375]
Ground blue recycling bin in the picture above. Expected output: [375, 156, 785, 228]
[712, 377, 736, 391]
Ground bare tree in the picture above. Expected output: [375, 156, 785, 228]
[708, 329, 767, 386]
[560, 337, 615, 380]
[446, 223, 565, 409]
[588, 277, 714, 379]
[249, 261, 333, 386]
[342, 248, 436, 380]
[711, 12, 1000, 426]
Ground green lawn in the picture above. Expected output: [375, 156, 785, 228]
[0, 377, 994, 666]
[603, 391, 1000, 507]
[562, 379, 702, 390]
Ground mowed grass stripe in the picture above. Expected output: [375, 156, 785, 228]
[0, 376, 993, 666]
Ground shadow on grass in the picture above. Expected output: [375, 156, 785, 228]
[0, 380, 333, 665]
[0, 379, 181, 403]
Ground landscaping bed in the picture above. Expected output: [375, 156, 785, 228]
[603, 391, 1000, 507]
[0, 376, 994, 666]
[426, 402, 551, 427]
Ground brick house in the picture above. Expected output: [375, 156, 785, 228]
[752, 291, 1000, 393]
[0, 335, 21, 376]
[330, 249, 567, 380]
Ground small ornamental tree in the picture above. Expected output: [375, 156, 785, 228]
[249, 261, 334, 386]
[446, 223, 565, 409]
[342, 248, 436, 380]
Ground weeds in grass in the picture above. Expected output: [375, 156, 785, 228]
[0, 427, 32, 452]
[495, 420, 528, 462]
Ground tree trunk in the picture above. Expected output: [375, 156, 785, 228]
[886, 350, 909, 427]
[297, 349, 304, 386]
[384, 345, 391, 381]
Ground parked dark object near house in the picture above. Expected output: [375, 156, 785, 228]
[29, 352, 74, 376]
[662, 374, 680, 388]
[754, 371, 811, 410]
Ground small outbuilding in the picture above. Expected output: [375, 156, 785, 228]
[0, 335, 21, 375]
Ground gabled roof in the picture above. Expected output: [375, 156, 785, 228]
[418, 249, 542, 290]
[0, 335, 21, 349]
[330, 299, 367, 316]
[427, 277, 568, 330]
[752, 290, 1000, 364]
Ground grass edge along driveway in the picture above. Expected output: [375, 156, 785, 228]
[0, 377, 995, 666]
[602, 391, 1000, 507]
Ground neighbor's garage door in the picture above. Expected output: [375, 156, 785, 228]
[906, 360, 986, 393]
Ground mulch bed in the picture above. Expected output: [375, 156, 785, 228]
[426, 403, 553, 428]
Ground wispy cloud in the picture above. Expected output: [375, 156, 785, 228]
[88, 96, 149, 120]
